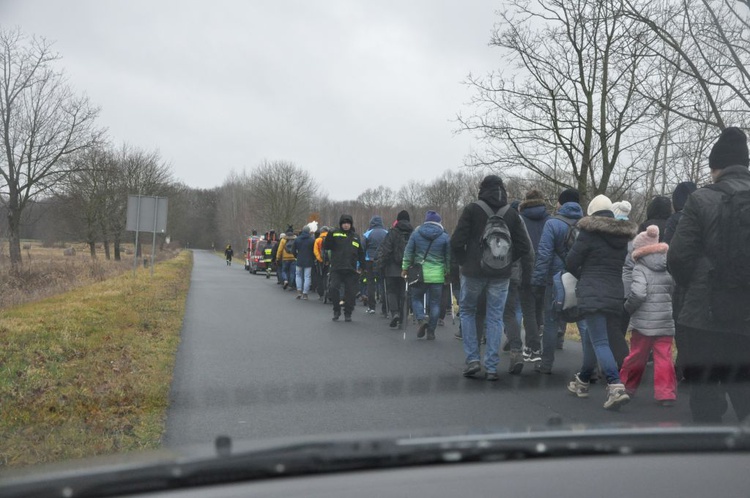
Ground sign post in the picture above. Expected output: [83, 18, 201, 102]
[126, 195, 168, 276]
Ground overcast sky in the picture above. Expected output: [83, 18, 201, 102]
[1, 1, 500, 200]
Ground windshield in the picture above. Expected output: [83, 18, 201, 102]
[1, 0, 749, 482]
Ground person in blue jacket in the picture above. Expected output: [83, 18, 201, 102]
[363, 216, 388, 315]
[531, 188, 587, 374]
[292, 225, 316, 300]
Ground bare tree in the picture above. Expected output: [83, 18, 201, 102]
[458, 0, 653, 204]
[249, 160, 318, 232]
[0, 28, 103, 268]
[216, 170, 258, 250]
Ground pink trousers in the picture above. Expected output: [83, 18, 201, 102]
[619, 330, 677, 401]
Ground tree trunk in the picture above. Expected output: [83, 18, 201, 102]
[114, 235, 122, 261]
[103, 240, 111, 260]
[89, 241, 97, 259]
[7, 195, 23, 270]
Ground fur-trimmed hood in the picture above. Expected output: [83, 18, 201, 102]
[632, 242, 668, 261]
[577, 215, 638, 249]
[519, 198, 546, 211]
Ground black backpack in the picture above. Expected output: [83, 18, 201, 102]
[553, 215, 579, 260]
[706, 182, 750, 327]
[474, 200, 513, 276]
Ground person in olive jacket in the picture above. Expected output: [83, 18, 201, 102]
[565, 194, 638, 411]
[324, 214, 365, 322]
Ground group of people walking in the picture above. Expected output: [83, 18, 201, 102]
[257, 126, 750, 422]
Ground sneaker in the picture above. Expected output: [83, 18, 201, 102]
[283, 281, 289, 290]
[522, 347, 532, 360]
[567, 373, 590, 398]
[417, 320, 428, 338]
[389, 314, 400, 329]
[296, 292, 302, 300]
[438, 319, 445, 327]
[485, 371, 499, 381]
[454, 331, 462, 340]
[508, 352, 524, 375]
[367, 308, 376, 314]
[556, 336, 564, 350]
[344, 315, 352, 322]
[332, 312, 341, 321]
[426, 330, 435, 340]
[526, 350, 542, 363]
[604, 383, 631, 410]
[302, 294, 308, 300]
[462, 361, 481, 378]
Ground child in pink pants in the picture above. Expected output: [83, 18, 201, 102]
[620, 226, 677, 406]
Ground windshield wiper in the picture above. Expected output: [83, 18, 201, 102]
[3, 424, 750, 498]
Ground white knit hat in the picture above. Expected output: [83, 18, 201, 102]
[611, 200, 632, 220]
[587, 194, 613, 216]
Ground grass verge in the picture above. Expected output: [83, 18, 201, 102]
[0, 251, 192, 468]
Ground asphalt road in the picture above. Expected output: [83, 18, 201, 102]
[164, 250, 693, 448]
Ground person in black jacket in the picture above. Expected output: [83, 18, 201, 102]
[638, 196, 672, 239]
[450, 175, 532, 381]
[668, 127, 750, 423]
[324, 214, 365, 322]
[663, 181, 697, 245]
[565, 194, 638, 410]
[375, 210, 413, 328]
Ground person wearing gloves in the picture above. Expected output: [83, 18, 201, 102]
[324, 214, 365, 322]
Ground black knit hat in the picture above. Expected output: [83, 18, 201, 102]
[672, 181, 697, 212]
[709, 127, 749, 170]
[558, 188, 580, 205]
[397, 210, 410, 222]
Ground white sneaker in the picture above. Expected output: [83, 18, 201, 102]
[604, 383, 631, 410]
[567, 373, 590, 398]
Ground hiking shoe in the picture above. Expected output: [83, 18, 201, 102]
[426, 330, 435, 340]
[344, 315, 352, 322]
[485, 371, 499, 381]
[417, 320, 428, 338]
[556, 336, 564, 350]
[508, 352, 524, 375]
[567, 373, 590, 398]
[332, 312, 341, 321]
[604, 383, 631, 410]
[526, 350, 542, 363]
[462, 361, 481, 378]
[537, 364, 552, 375]
[389, 314, 400, 329]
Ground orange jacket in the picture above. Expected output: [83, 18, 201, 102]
[314, 231, 328, 263]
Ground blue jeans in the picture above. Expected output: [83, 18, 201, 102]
[541, 284, 587, 368]
[281, 261, 296, 285]
[459, 275, 509, 373]
[579, 312, 621, 384]
[411, 283, 443, 332]
[296, 265, 312, 295]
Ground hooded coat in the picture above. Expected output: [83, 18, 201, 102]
[565, 213, 638, 315]
[276, 233, 297, 262]
[450, 176, 532, 278]
[292, 229, 316, 268]
[323, 215, 365, 272]
[638, 196, 672, 240]
[376, 219, 414, 278]
[402, 221, 451, 284]
[624, 243, 675, 336]
[363, 216, 388, 262]
[531, 202, 584, 286]
[519, 198, 549, 251]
